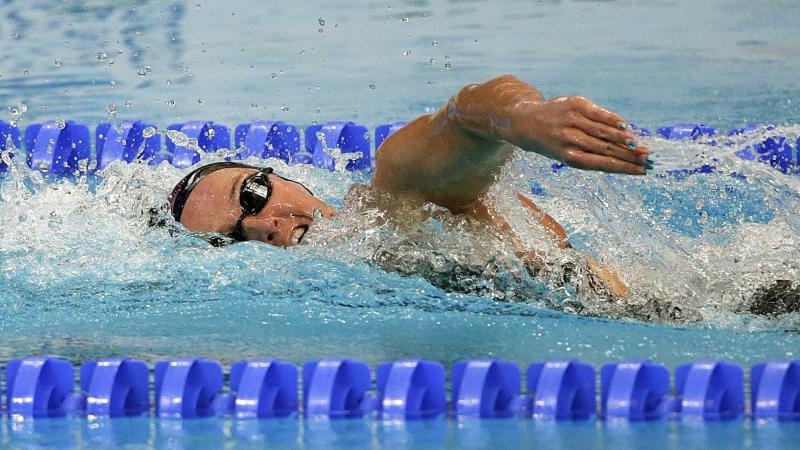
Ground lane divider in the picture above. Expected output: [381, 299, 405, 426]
[3, 357, 799, 422]
[0, 120, 796, 176]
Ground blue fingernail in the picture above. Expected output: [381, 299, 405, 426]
[627, 140, 637, 149]
[646, 168, 653, 175]
[646, 156, 654, 165]
[619, 122, 628, 130]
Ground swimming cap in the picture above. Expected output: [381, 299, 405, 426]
[169, 162, 260, 222]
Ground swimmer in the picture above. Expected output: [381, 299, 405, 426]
[168, 75, 652, 299]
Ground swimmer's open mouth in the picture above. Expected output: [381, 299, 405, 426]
[291, 225, 308, 245]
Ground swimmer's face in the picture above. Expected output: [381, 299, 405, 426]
[179, 167, 335, 247]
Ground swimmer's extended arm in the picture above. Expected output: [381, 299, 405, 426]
[372, 74, 650, 212]
[470, 192, 631, 299]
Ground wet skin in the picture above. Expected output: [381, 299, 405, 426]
[176, 75, 646, 297]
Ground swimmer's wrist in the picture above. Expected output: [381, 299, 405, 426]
[506, 99, 548, 152]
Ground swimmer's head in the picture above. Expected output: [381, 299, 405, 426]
[169, 162, 335, 247]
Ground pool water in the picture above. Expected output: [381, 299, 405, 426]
[2, 0, 800, 447]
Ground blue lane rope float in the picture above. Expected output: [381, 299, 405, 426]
[0, 120, 798, 176]
[376, 359, 446, 420]
[528, 360, 596, 420]
[451, 359, 522, 419]
[79, 358, 150, 418]
[302, 359, 372, 419]
[673, 361, 745, 420]
[223, 359, 298, 419]
[751, 360, 800, 421]
[305, 121, 371, 171]
[728, 124, 795, 174]
[165, 121, 231, 168]
[24, 120, 90, 178]
[600, 360, 670, 421]
[153, 358, 223, 419]
[657, 123, 717, 141]
[233, 121, 301, 162]
[96, 121, 160, 171]
[3, 357, 800, 422]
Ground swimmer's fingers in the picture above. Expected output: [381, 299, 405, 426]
[575, 97, 628, 130]
[562, 149, 646, 175]
[563, 128, 647, 166]
[574, 118, 650, 155]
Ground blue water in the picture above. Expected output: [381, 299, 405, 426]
[3, 416, 800, 449]
[2, 0, 800, 448]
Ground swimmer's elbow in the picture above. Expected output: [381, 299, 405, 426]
[448, 74, 537, 142]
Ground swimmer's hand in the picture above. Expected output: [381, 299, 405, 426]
[505, 96, 651, 175]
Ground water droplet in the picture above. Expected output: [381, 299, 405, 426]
[197, 98, 204, 104]
[54, 59, 63, 67]
[166, 79, 173, 86]
[474, 39, 478, 44]
[299, 50, 306, 55]
[116, 48, 124, 55]
[165, 130, 192, 148]
[318, 28, 324, 33]
[167, 99, 176, 107]
[97, 52, 108, 61]
[271, 72, 277, 79]
[9, 119, 18, 127]
[429, 58, 435, 64]
[426, 80, 432, 85]
[23, 70, 29, 77]
[205, 128, 216, 138]
[136, 31, 144, 37]
[281, 105, 289, 112]
[7, 103, 28, 116]
[110, 80, 116, 88]
[403, 49, 411, 57]
[124, 100, 132, 107]
[401, 17, 409, 23]
[105, 104, 117, 115]
[432, 40, 438, 47]
[369, 84, 375, 90]
[318, 17, 326, 26]
[444, 63, 452, 69]
[56, 119, 66, 129]
[137, 68, 148, 77]
[142, 127, 156, 138]
[40, 105, 47, 111]
[250, 102, 258, 108]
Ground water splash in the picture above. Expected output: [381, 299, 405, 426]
[1, 128, 799, 339]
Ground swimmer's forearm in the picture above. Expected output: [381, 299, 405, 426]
[449, 75, 650, 174]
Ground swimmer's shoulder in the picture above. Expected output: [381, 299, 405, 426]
[371, 114, 437, 195]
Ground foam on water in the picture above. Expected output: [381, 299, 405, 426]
[1, 125, 800, 366]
